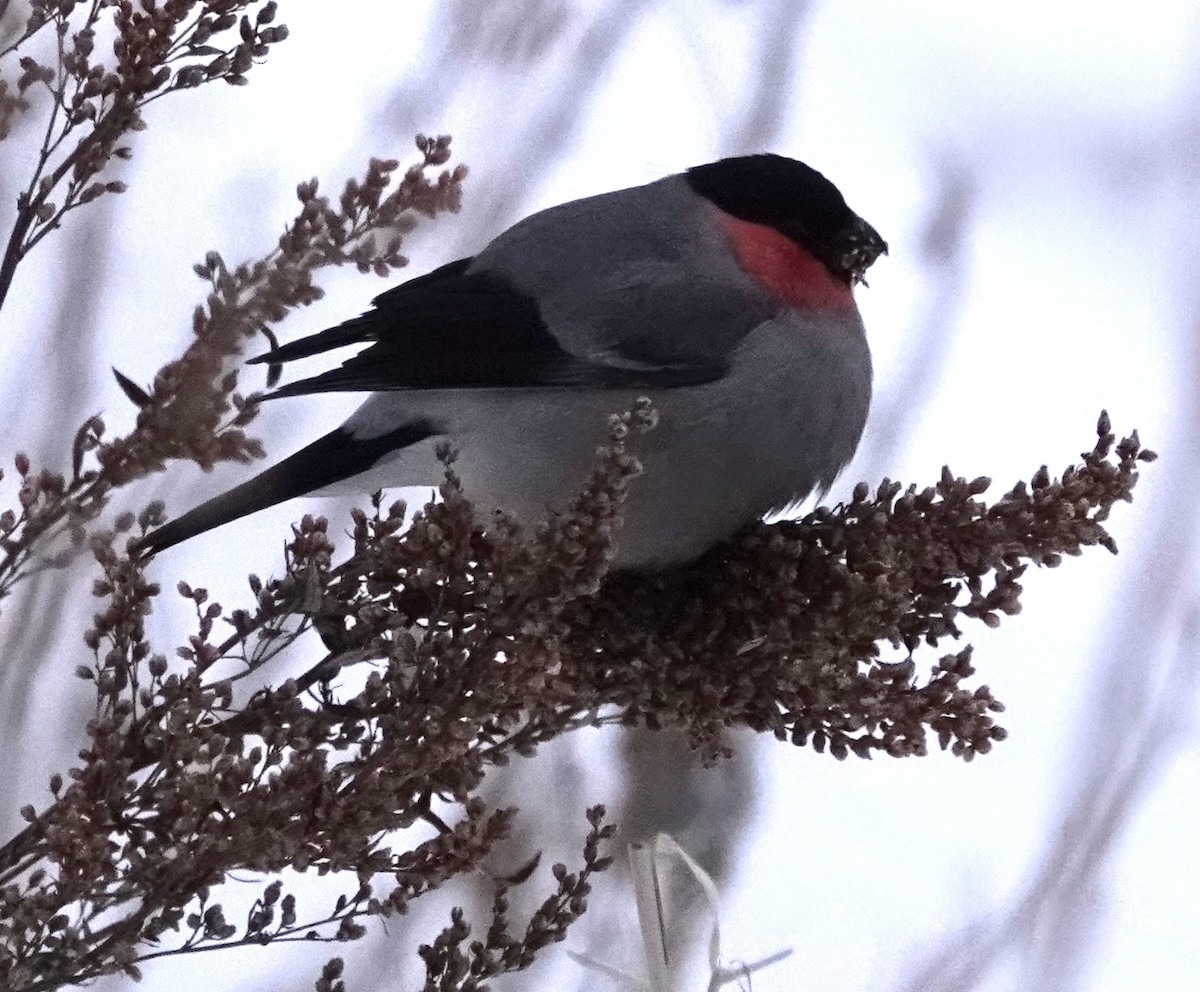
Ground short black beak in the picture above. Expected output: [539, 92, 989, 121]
[840, 214, 887, 286]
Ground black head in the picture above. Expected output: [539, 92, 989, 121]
[685, 154, 887, 285]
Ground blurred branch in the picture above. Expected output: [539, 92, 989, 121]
[0, 203, 112, 820]
[858, 158, 975, 475]
[376, 0, 650, 261]
[895, 607, 1198, 992]
[719, 0, 813, 155]
[895, 47, 1200, 990]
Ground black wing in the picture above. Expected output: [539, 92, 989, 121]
[251, 258, 727, 399]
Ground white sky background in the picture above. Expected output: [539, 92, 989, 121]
[1, 1, 1198, 990]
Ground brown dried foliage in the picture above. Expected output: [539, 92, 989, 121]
[0, 1, 292, 309]
[0, 0, 467, 603]
[0, 398, 1153, 989]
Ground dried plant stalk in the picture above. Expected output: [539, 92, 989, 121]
[0, 403, 1153, 990]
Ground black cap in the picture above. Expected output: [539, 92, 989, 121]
[686, 154, 887, 285]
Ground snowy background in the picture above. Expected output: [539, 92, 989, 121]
[1, 2, 1197, 990]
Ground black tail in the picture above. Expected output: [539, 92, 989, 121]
[133, 420, 439, 556]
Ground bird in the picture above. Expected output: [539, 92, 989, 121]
[135, 153, 886, 570]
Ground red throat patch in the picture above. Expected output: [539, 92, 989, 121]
[718, 212, 855, 311]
